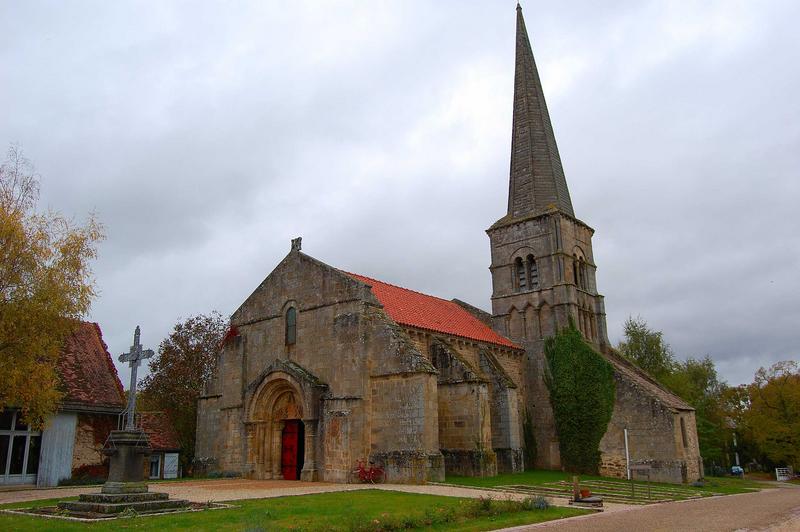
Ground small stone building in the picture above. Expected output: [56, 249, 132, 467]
[196, 4, 702, 484]
[0, 322, 124, 487]
[139, 412, 181, 480]
[1, 323, 183, 487]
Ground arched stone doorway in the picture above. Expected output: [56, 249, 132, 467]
[246, 375, 308, 480]
[244, 360, 327, 481]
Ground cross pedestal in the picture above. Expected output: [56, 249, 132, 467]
[101, 430, 152, 494]
[59, 326, 190, 515]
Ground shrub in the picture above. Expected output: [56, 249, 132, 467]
[524, 496, 551, 510]
[345, 497, 548, 531]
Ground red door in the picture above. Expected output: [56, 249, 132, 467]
[281, 420, 300, 480]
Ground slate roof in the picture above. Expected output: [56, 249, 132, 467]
[604, 350, 695, 411]
[503, 4, 574, 221]
[58, 322, 125, 409]
[346, 273, 519, 350]
[139, 412, 181, 451]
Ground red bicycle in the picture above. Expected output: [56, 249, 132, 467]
[354, 460, 385, 483]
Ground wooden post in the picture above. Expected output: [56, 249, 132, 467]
[572, 475, 580, 501]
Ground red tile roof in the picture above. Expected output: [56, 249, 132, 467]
[347, 273, 519, 349]
[58, 322, 126, 408]
[139, 412, 181, 451]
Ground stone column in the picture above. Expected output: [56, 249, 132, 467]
[300, 418, 319, 481]
[271, 421, 285, 479]
[244, 422, 257, 479]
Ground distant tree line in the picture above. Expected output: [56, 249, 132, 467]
[618, 316, 799, 473]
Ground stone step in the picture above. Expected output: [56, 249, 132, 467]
[78, 492, 170, 504]
[564, 481, 705, 496]
[498, 485, 667, 505]
[59, 498, 190, 515]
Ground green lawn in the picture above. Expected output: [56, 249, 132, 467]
[0, 490, 588, 531]
[443, 470, 768, 504]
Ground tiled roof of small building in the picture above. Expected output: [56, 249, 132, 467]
[139, 412, 181, 451]
[347, 273, 519, 349]
[58, 322, 125, 408]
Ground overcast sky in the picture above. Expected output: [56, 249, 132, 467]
[2, 1, 798, 388]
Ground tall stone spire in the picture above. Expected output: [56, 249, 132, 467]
[507, 4, 574, 218]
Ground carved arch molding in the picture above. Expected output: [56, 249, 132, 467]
[243, 359, 328, 480]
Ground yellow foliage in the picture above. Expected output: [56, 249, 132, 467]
[0, 146, 104, 428]
[744, 361, 800, 469]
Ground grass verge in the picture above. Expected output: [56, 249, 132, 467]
[0, 490, 588, 531]
[444, 470, 769, 499]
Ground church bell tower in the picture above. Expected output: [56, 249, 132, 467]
[487, 4, 611, 469]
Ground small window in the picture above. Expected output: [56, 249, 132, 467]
[515, 257, 526, 291]
[578, 258, 586, 289]
[285, 307, 297, 345]
[572, 255, 579, 286]
[526, 255, 539, 290]
[149, 454, 161, 479]
[680, 417, 688, 448]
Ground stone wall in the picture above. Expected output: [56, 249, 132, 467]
[599, 371, 703, 484]
[320, 397, 362, 482]
[71, 413, 116, 477]
[437, 382, 495, 477]
[370, 373, 443, 482]
[678, 410, 703, 482]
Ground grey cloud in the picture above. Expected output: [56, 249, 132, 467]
[1, 1, 798, 387]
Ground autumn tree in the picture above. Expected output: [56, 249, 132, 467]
[0, 145, 104, 427]
[138, 312, 227, 473]
[665, 356, 731, 466]
[617, 316, 677, 381]
[742, 361, 800, 469]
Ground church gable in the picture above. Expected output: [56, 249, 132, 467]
[232, 249, 377, 326]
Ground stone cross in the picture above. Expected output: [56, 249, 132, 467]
[119, 326, 154, 431]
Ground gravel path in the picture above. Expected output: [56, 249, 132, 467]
[496, 485, 800, 532]
[0, 479, 366, 504]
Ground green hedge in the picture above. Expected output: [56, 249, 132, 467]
[544, 319, 615, 474]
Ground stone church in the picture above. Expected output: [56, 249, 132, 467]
[196, 5, 702, 484]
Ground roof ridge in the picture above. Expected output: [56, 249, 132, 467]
[343, 270, 519, 350]
[343, 271, 459, 306]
